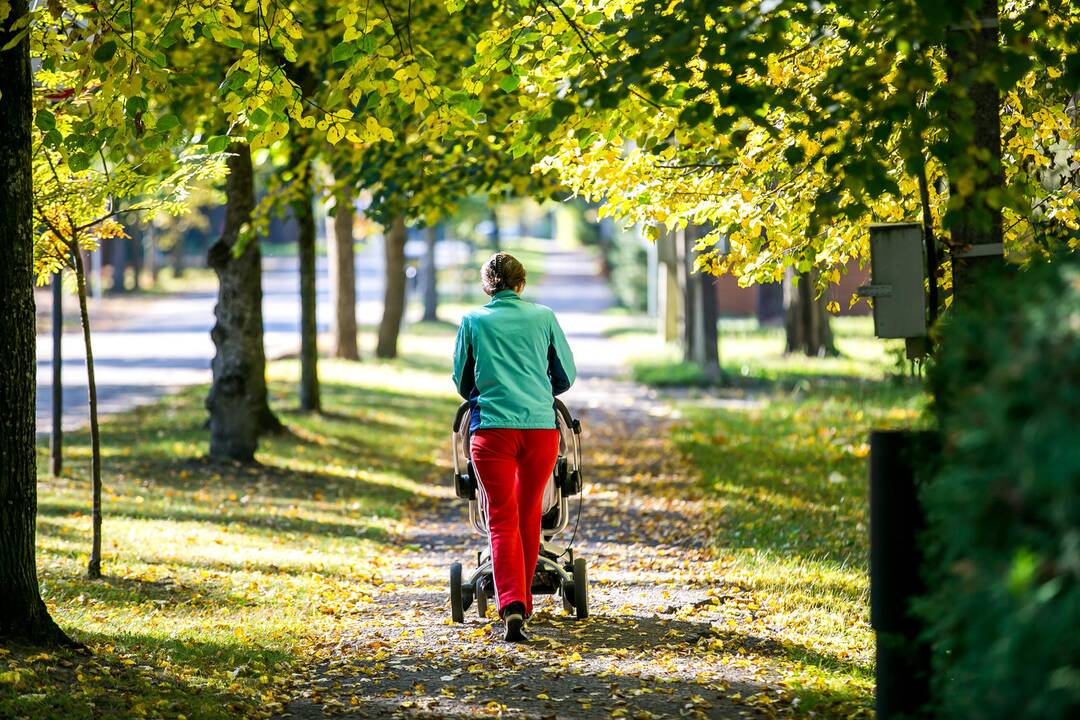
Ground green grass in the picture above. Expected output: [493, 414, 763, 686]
[635, 318, 930, 716]
[628, 316, 915, 387]
[3, 329, 462, 720]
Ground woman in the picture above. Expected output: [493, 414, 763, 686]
[452, 252, 576, 642]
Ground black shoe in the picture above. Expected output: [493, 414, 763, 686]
[502, 602, 529, 643]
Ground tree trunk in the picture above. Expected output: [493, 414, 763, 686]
[756, 282, 785, 326]
[329, 187, 359, 360]
[51, 274, 63, 476]
[421, 224, 439, 322]
[133, 232, 145, 291]
[0, 1, 72, 644]
[489, 207, 501, 252]
[944, 0, 1003, 298]
[145, 224, 159, 287]
[376, 214, 407, 359]
[170, 238, 185, 278]
[784, 268, 836, 357]
[72, 248, 104, 579]
[108, 235, 128, 294]
[206, 143, 281, 462]
[294, 151, 320, 412]
[681, 225, 721, 382]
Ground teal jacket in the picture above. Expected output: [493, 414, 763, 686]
[452, 290, 576, 431]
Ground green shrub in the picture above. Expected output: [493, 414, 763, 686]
[921, 256, 1080, 719]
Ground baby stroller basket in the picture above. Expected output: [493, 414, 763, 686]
[448, 399, 590, 622]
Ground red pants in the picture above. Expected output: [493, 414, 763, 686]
[471, 428, 560, 617]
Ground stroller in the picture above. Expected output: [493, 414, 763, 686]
[449, 399, 589, 622]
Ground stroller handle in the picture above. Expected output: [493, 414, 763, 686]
[452, 402, 471, 434]
[451, 398, 580, 434]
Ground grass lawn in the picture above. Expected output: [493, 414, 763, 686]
[630, 317, 930, 715]
[626, 316, 916, 387]
[3, 329, 462, 720]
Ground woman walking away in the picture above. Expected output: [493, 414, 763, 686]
[452, 252, 576, 642]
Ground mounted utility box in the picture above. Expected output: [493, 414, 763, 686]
[859, 223, 927, 340]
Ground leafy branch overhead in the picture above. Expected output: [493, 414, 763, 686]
[460, 0, 1079, 291]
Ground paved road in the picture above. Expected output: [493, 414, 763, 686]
[533, 249, 664, 418]
[34, 243, 392, 433]
[35, 242, 639, 433]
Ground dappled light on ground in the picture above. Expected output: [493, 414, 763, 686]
[5, 316, 927, 719]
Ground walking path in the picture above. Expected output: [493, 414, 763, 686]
[279, 248, 792, 719]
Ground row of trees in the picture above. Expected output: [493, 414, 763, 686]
[2, 0, 1077, 652]
[1, 0, 546, 643]
[478, 0, 1077, 298]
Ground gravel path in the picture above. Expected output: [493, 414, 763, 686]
[277, 378, 794, 720]
[278, 248, 796, 719]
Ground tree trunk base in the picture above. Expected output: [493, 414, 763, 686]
[258, 407, 285, 435]
[0, 603, 82, 649]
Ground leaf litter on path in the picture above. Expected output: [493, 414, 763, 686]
[278, 380, 803, 720]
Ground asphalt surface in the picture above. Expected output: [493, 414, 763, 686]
[33, 241, 618, 433]
[34, 244, 392, 433]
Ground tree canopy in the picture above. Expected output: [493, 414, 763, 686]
[460, 0, 1079, 295]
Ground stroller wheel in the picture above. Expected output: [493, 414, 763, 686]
[450, 563, 465, 623]
[476, 586, 488, 618]
[561, 580, 574, 614]
[573, 557, 589, 619]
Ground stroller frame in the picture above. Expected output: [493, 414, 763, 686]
[449, 399, 588, 622]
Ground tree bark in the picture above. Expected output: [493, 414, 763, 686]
[145, 223, 159, 286]
[489, 207, 501, 252]
[329, 187, 359, 360]
[170, 238, 185, 278]
[108, 235, 128, 294]
[376, 214, 407, 359]
[293, 150, 320, 412]
[756, 282, 785, 326]
[51, 274, 63, 476]
[72, 248, 104, 579]
[421, 224, 439, 322]
[784, 268, 837, 357]
[0, 0, 72, 644]
[945, 0, 1003, 298]
[206, 143, 281, 462]
[681, 224, 721, 381]
[131, 231, 144, 291]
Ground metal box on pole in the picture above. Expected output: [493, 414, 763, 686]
[858, 222, 929, 357]
[860, 222, 927, 338]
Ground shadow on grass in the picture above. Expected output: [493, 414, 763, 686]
[1, 630, 292, 720]
[31, 554, 243, 609]
[56, 376, 456, 499]
[37, 499, 394, 542]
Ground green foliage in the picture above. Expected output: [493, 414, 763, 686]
[470, 0, 1079, 292]
[921, 256, 1080, 719]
